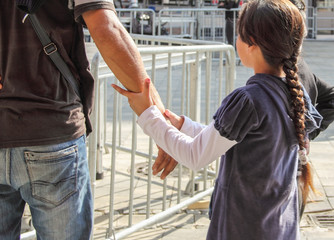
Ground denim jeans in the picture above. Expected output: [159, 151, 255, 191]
[0, 135, 93, 240]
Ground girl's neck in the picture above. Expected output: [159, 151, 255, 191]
[252, 48, 285, 78]
[253, 66, 285, 78]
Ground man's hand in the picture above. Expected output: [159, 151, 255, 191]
[152, 109, 184, 179]
[153, 146, 178, 180]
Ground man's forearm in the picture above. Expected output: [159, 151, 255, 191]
[83, 9, 146, 92]
[83, 9, 165, 112]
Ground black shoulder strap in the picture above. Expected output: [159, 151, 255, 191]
[16, 0, 48, 14]
[25, 14, 80, 97]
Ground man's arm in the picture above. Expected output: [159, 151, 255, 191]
[82, 9, 164, 111]
[83, 8, 181, 178]
[310, 74, 334, 139]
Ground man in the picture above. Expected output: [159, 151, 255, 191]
[0, 0, 165, 239]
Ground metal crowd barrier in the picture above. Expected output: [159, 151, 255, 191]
[113, 7, 334, 43]
[88, 36, 236, 239]
[306, 6, 316, 39]
[315, 7, 334, 35]
[157, 8, 239, 44]
[114, 8, 240, 47]
[116, 8, 157, 35]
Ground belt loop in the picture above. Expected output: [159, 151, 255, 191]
[5, 149, 11, 185]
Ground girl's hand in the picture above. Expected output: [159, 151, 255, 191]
[164, 109, 184, 130]
[112, 78, 153, 116]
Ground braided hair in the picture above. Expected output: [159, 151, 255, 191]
[237, 0, 314, 204]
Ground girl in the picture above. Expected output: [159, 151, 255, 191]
[112, 0, 321, 238]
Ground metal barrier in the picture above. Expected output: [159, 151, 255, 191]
[306, 6, 316, 39]
[157, 7, 239, 45]
[315, 7, 334, 35]
[116, 8, 156, 35]
[88, 36, 236, 239]
[112, 7, 334, 43]
[114, 8, 239, 46]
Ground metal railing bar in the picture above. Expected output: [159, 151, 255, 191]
[128, 112, 138, 226]
[107, 78, 119, 238]
[108, 187, 214, 240]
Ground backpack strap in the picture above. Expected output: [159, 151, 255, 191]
[16, 0, 48, 14]
[24, 13, 80, 97]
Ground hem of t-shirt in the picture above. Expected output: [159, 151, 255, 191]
[0, 130, 85, 149]
[74, 2, 116, 25]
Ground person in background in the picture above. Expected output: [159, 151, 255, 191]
[0, 0, 168, 239]
[112, 0, 322, 238]
[290, 0, 334, 141]
[217, 0, 241, 45]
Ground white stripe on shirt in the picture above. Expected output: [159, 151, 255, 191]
[73, 0, 114, 7]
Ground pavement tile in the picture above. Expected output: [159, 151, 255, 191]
[304, 200, 333, 213]
[325, 187, 334, 197]
[329, 197, 334, 209]
[161, 228, 208, 240]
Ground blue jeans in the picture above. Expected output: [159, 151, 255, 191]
[0, 135, 93, 240]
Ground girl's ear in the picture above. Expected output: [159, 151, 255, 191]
[247, 36, 257, 47]
[247, 43, 257, 53]
[247, 37, 258, 52]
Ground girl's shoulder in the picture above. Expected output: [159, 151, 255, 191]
[213, 86, 261, 141]
[226, 78, 267, 104]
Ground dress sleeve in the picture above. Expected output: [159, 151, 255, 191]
[180, 116, 206, 137]
[213, 88, 260, 142]
[137, 106, 236, 171]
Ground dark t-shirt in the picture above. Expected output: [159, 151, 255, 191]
[0, 0, 114, 148]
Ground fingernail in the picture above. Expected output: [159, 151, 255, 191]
[145, 78, 151, 83]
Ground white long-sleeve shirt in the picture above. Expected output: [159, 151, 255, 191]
[137, 106, 237, 171]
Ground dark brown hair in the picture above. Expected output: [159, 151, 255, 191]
[237, 0, 314, 204]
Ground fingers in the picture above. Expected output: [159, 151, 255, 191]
[153, 147, 179, 180]
[164, 109, 172, 119]
[164, 109, 184, 130]
[111, 84, 131, 97]
[144, 78, 151, 98]
[144, 78, 154, 106]
[160, 158, 178, 180]
[164, 109, 178, 124]
[153, 147, 169, 175]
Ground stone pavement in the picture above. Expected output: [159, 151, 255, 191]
[90, 39, 334, 240]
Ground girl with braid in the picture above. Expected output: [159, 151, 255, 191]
[112, 0, 322, 239]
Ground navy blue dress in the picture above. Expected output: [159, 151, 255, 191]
[207, 74, 320, 240]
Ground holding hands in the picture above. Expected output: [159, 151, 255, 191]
[112, 78, 153, 116]
[112, 78, 183, 179]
